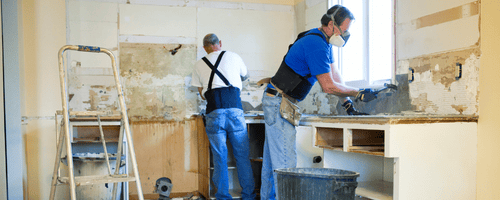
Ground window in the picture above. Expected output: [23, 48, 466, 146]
[329, 0, 395, 88]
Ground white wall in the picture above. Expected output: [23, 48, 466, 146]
[478, 0, 500, 198]
[22, 0, 67, 199]
[397, 0, 479, 60]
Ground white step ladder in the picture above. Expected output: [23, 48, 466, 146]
[49, 45, 144, 200]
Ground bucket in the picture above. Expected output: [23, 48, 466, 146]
[275, 168, 360, 200]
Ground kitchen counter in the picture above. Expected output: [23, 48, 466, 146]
[244, 112, 478, 125]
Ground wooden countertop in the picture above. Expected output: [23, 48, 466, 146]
[243, 112, 478, 125]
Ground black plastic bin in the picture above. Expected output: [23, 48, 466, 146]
[275, 168, 360, 200]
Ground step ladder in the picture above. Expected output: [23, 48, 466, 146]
[49, 45, 144, 200]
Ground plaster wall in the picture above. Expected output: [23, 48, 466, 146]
[478, 0, 500, 198]
[395, 0, 480, 116]
[21, 0, 66, 199]
[66, 0, 294, 120]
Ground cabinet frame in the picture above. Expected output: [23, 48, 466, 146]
[313, 121, 477, 200]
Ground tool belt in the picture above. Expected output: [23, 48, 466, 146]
[261, 79, 302, 126]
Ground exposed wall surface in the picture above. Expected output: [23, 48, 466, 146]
[120, 43, 198, 120]
[478, 0, 500, 198]
[67, 0, 294, 120]
[294, 0, 481, 116]
[395, 0, 480, 116]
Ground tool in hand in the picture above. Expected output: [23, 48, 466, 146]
[373, 83, 397, 95]
[355, 83, 397, 102]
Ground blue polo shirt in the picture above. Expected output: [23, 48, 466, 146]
[284, 28, 333, 85]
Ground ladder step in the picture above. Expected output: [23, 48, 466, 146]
[58, 174, 136, 186]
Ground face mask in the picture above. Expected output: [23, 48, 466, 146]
[329, 7, 351, 47]
[329, 34, 345, 47]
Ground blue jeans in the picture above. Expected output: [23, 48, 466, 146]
[260, 91, 297, 200]
[205, 108, 256, 200]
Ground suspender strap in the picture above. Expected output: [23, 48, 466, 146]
[202, 51, 229, 90]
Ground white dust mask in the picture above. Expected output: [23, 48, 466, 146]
[329, 34, 345, 47]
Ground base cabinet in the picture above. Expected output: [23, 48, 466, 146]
[204, 123, 265, 199]
[313, 121, 477, 200]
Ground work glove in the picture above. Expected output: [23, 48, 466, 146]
[355, 88, 378, 102]
[342, 100, 369, 115]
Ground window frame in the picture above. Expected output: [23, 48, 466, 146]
[328, 0, 396, 88]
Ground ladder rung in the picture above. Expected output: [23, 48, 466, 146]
[57, 174, 136, 186]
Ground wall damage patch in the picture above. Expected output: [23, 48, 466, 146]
[120, 43, 197, 120]
[404, 47, 480, 115]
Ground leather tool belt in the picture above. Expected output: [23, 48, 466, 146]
[260, 79, 301, 126]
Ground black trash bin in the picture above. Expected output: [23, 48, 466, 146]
[275, 168, 360, 200]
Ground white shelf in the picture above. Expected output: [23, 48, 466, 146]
[209, 188, 242, 199]
[357, 180, 393, 200]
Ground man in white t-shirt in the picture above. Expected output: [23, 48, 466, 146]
[191, 33, 256, 200]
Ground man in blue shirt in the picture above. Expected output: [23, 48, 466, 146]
[259, 5, 378, 200]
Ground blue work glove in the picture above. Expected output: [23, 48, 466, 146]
[342, 100, 369, 115]
[355, 88, 378, 102]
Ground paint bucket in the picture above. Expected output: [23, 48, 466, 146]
[275, 168, 360, 200]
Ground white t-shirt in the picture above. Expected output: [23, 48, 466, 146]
[191, 50, 247, 97]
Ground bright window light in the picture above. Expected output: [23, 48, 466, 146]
[330, 0, 394, 87]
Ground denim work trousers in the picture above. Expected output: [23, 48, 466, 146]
[205, 108, 256, 200]
[260, 92, 297, 200]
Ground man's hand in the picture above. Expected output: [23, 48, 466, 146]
[342, 100, 369, 115]
[355, 88, 377, 102]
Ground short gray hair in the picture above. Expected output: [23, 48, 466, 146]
[203, 33, 220, 47]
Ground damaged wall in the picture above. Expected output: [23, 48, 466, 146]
[292, 0, 481, 116]
[291, 0, 481, 116]
[119, 43, 198, 120]
[66, 0, 295, 120]
[395, 0, 480, 116]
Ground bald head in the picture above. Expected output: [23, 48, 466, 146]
[203, 33, 222, 54]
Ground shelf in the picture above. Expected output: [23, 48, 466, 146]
[72, 153, 125, 161]
[349, 146, 385, 156]
[72, 138, 120, 143]
[57, 174, 135, 186]
[210, 166, 236, 170]
[209, 188, 243, 200]
[356, 180, 393, 200]
[315, 127, 385, 156]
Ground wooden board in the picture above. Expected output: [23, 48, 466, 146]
[129, 119, 200, 195]
[351, 129, 384, 146]
[197, 116, 210, 199]
[73, 125, 120, 142]
[315, 127, 343, 147]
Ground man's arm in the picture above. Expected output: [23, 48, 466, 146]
[198, 87, 206, 100]
[329, 63, 353, 102]
[316, 70, 358, 97]
[318, 63, 378, 103]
